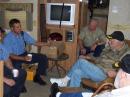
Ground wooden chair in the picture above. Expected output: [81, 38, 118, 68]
[82, 77, 114, 91]
[125, 39, 130, 47]
[0, 61, 3, 97]
[91, 82, 114, 97]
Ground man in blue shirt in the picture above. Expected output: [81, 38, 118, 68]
[0, 27, 26, 97]
[3, 18, 48, 85]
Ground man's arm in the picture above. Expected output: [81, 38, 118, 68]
[4, 58, 14, 70]
[9, 54, 31, 61]
[78, 37, 84, 49]
[91, 33, 106, 51]
[97, 29, 107, 45]
[79, 55, 96, 63]
[78, 27, 86, 49]
[34, 41, 49, 47]
[78, 37, 87, 55]
[4, 77, 15, 87]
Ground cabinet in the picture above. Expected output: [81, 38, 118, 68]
[42, 0, 87, 70]
[45, 23, 78, 70]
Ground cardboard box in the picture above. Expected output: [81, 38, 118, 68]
[41, 41, 65, 58]
[26, 69, 36, 80]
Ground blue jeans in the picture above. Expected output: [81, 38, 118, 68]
[60, 92, 83, 97]
[67, 59, 107, 87]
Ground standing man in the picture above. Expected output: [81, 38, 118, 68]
[78, 19, 106, 57]
[3, 18, 48, 85]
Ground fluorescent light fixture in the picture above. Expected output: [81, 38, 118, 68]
[112, 6, 118, 13]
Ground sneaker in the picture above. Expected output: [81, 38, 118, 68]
[50, 78, 67, 87]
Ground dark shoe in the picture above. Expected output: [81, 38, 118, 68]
[21, 86, 27, 93]
[33, 75, 47, 85]
[49, 83, 60, 97]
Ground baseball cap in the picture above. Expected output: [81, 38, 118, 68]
[106, 31, 124, 41]
[119, 54, 130, 74]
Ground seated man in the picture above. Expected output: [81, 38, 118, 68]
[50, 54, 130, 97]
[50, 31, 130, 88]
[78, 19, 106, 57]
[0, 27, 26, 97]
[3, 18, 48, 85]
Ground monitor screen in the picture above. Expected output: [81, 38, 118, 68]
[46, 3, 75, 25]
[50, 5, 71, 21]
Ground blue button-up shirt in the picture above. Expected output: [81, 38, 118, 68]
[3, 31, 36, 55]
[0, 44, 9, 61]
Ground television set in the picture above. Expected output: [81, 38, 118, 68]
[46, 3, 76, 26]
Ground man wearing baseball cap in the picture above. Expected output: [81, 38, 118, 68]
[50, 54, 130, 97]
[50, 31, 130, 92]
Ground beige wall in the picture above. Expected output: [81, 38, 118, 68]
[107, 0, 130, 39]
[1, 0, 38, 52]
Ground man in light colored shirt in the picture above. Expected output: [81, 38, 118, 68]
[78, 19, 106, 57]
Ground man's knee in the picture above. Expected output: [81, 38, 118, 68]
[18, 69, 27, 79]
[37, 53, 48, 62]
[41, 54, 48, 61]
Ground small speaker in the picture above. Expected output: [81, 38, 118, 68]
[65, 31, 73, 42]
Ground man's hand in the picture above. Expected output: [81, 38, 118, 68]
[79, 55, 91, 59]
[24, 55, 32, 61]
[4, 78, 15, 87]
[79, 55, 86, 59]
[91, 43, 97, 51]
[107, 70, 117, 78]
[80, 48, 86, 55]
[34, 42, 50, 47]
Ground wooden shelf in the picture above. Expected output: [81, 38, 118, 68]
[42, 0, 88, 70]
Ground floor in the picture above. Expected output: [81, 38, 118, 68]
[20, 80, 50, 97]
[20, 69, 65, 97]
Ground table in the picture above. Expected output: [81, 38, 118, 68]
[48, 53, 69, 77]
